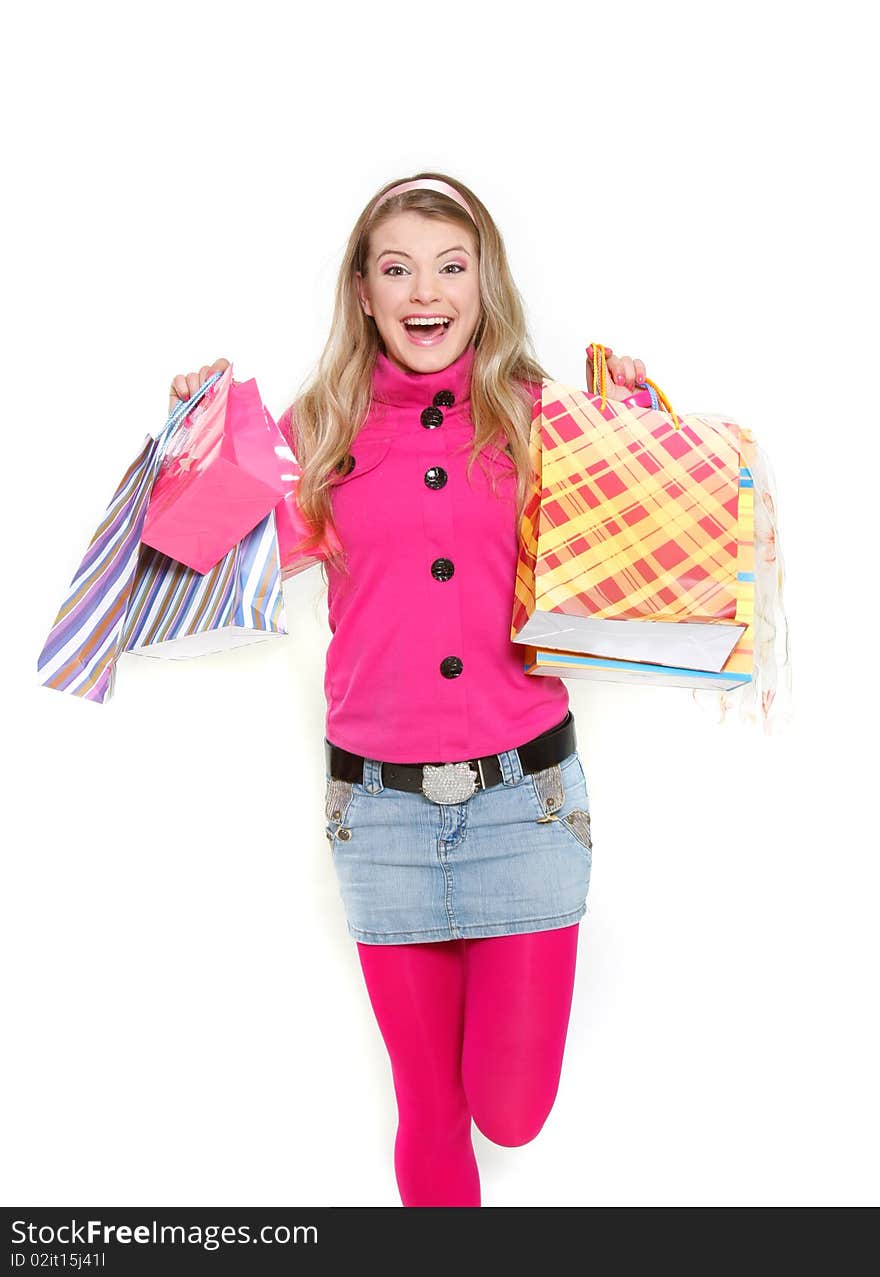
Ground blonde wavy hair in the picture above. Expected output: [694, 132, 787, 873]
[283, 170, 551, 582]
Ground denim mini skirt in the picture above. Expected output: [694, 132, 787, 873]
[323, 744, 593, 945]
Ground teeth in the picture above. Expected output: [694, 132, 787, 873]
[403, 317, 450, 327]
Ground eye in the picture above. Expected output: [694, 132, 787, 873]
[382, 263, 465, 277]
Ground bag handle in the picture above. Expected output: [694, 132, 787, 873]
[152, 368, 226, 462]
[586, 342, 682, 430]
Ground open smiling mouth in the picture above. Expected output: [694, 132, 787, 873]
[401, 317, 454, 346]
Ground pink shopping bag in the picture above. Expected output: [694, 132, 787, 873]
[141, 362, 287, 573]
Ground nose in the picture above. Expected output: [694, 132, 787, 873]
[411, 269, 441, 303]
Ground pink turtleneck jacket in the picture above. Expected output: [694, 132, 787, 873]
[276, 340, 570, 764]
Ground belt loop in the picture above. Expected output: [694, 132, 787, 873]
[363, 757, 383, 794]
[498, 747, 524, 786]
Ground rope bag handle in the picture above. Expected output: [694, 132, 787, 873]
[585, 342, 683, 430]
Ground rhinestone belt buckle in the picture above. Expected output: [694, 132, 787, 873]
[421, 761, 479, 805]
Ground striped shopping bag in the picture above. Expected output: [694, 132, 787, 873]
[37, 372, 287, 703]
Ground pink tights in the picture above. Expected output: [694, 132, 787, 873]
[355, 921, 580, 1207]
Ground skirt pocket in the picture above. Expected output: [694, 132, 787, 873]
[324, 775, 356, 849]
[528, 752, 593, 856]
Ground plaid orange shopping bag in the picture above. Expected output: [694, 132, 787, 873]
[511, 344, 792, 729]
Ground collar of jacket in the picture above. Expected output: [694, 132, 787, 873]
[371, 340, 476, 409]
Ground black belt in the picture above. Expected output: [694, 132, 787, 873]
[325, 709, 576, 802]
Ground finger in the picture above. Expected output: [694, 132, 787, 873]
[587, 344, 612, 365]
[185, 371, 201, 399]
[168, 375, 188, 413]
[598, 359, 624, 400]
[634, 358, 647, 385]
[200, 359, 229, 385]
[606, 354, 628, 388]
[613, 356, 634, 386]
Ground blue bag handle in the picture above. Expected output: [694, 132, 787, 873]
[153, 368, 226, 463]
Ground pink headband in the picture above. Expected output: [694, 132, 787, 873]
[371, 178, 477, 224]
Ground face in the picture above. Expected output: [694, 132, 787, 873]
[356, 211, 480, 374]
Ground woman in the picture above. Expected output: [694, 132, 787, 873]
[169, 173, 649, 1208]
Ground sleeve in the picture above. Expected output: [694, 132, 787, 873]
[272, 402, 342, 580]
[275, 404, 297, 455]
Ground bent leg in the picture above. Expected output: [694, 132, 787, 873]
[461, 922, 580, 1146]
[356, 938, 480, 1207]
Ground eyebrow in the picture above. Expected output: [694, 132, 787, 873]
[376, 245, 471, 260]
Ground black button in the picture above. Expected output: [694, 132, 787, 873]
[334, 453, 356, 477]
[424, 466, 448, 489]
[431, 557, 455, 582]
[420, 406, 444, 429]
[440, 656, 463, 678]
[433, 389, 455, 407]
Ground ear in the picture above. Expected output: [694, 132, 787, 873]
[355, 270, 373, 318]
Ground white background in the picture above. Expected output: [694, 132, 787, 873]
[4, 0, 877, 1208]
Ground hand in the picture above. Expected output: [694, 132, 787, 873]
[586, 345, 648, 402]
[168, 358, 230, 416]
